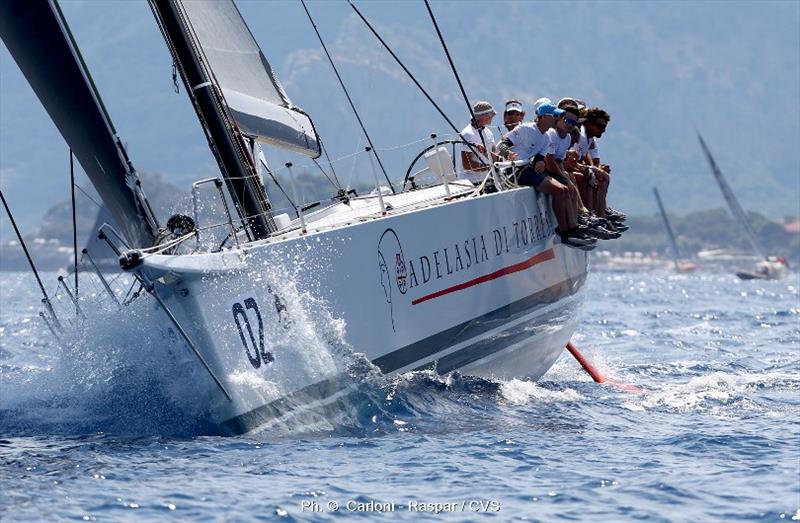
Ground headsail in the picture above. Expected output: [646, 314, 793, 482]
[653, 187, 681, 271]
[697, 133, 766, 260]
[179, 0, 321, 158]
[0, 0, 159, 248]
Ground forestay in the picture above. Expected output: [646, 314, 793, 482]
[179, 0, 321, 158]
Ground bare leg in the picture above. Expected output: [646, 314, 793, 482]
[597, 175, 609, 216]
[574, 172, 593, 213]
[593, 170, 609, 217]
[568, 171, 590, 213]
[536, 177, 572, 232]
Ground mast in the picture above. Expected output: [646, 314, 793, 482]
[0, 0, 159, 248]
[149, 0, 276, 239]
[653, 187, 681, 271]
[697, 133, 766, 260]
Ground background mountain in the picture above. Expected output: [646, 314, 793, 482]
[2, 0, 799, 241]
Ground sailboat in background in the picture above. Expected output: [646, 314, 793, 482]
[652, 187, 697, 273]
[697, 134, 789, 280]
[1, 0, 589, 434]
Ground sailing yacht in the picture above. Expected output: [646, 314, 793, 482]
[1, 0, 588, 434]
[653, 187, 697, 273]
[698, 135, 788, 280]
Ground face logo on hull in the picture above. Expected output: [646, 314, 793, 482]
[395, 253, 407, 293]
[377, 228, 406, 331]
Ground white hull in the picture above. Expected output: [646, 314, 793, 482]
[135, 185, 588, 434]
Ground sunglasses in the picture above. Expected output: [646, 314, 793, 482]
[564, 117, 579, 127]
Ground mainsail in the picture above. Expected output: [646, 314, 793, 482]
[0, 0, 159, 248]
[697, 133, 766, 260]
[151, 0, 325, 239]
[178, 0, 321, 158]
[653, 187, 681, 271]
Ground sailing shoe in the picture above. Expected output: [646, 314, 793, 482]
[607, 215, 627, 226]
[578, 214, 597, 227]
[587, 224, 622, 240]
[600, 219, 628, 233]
[606, 208, 627, 221]
[604, 219, 629, 232]
[562, 236, 596, 250]
[561, 228, 597, 246]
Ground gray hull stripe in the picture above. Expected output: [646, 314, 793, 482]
[373, 273, 585, 373]
[412, 300, 575, 374]
[221, 274, 585, 435]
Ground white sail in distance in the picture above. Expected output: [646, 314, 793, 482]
[179, 0, 321, 158]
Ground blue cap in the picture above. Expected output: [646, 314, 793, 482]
[536, 103, 565, 117]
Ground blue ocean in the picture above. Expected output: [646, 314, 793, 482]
[1, 269, 798, 522]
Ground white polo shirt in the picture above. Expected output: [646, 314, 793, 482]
[589, 136, 600, 160]
[457, 123, 496, 184]
[573, 125, 597, 160]
[546, 128, 571, 160]
[504, 122, 550, 161]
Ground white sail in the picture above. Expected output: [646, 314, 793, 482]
[179, 0, 321, 158]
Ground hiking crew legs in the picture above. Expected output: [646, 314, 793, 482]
[574, 172, 594, 213]
[595, 170, 609, 217]
[516, 163, 576, 232]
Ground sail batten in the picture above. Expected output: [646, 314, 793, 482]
[180, 0, 321, 158]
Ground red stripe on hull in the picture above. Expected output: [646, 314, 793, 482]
[411, 248, 556, 305]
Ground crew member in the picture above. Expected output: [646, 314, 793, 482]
[498, 103, 595, 250]
[502, 99, 525, 133]
[457, 101, 500, 185]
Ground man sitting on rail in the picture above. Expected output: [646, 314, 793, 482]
[497, 103, 596, 250]
[457, 101, 502, 185]
[572, 107, 627, 230]
[550, 101, 620, 241]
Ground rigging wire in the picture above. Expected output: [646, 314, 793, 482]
[73, 182, 103, 209]
[311, 157, 340, 190]
[0, 190, 60, 325]
[423, 0, 491, 167]
[69, 149, 78, 302]
[318, 136, 341, 188]
[259, 156, 300, 217]
[425, 0, 476, 124]
[299, 0, 396, 193]
[347, 1, 487, 168]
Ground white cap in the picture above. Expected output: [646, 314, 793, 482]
[504, 100, 524, 113]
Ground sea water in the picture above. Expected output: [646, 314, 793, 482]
[0, 270, 798, 522]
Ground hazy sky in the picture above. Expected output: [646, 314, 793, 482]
[2, 0, 799, 242]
